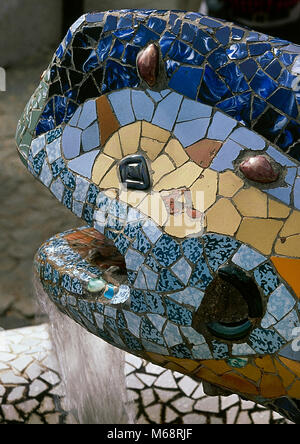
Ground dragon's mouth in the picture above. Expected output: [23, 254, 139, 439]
[65, 228, 129, 304]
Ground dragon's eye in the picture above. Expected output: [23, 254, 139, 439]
[119, 155, 151, 190]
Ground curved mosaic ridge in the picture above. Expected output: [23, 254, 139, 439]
[15, 10, 300, 423]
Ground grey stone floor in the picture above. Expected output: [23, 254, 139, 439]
[0, 51, 293, 425]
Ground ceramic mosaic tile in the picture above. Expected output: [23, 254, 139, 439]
[15, 9, 300, 423]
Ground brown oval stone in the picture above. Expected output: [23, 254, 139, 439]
[137, 44, 159, 87]
[239, 155, 279, 184]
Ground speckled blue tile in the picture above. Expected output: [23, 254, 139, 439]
[123, 311, 141, 337]
[169, 287, 204, 310]
[254, 263, 280, 296]
[152, 235, 181, 267]
[232, 343, 256, 356]
[232, 245, 266, 271]
[249, 328, 286, 354]
[274, 311, 300, 341]
[141, 317, 165, 346]
[142, 220, 162, 244]
[267, 284, 296, 321]
[125, 249, 145, 272]
[50, 178, 65, 201]
[204, 235, 240, 271]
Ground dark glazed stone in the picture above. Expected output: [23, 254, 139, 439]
[239, 155, 279, 183]
[137, 43, 159, 87]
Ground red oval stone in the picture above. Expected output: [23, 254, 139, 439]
[239, 155, 279, 184]
[137, 44, 159, 87]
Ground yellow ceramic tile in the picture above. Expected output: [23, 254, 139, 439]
[206, 198, 242, 236]
[268, 198, 291, 219]
[140, 137, 165, 160]
[233, 187, 268, 218]
[99, 165, 119, 189]
[235, 365, 261, 382]
[218, 171, 244, 198]
[191, 169, 218, 212]
[92, 154, 115, 185]
[236, 218, 283, 255]
[119, 122, 141, 156]
[274, 359, 296, 387]
[165, 139, 189, 167]
[103, 132, 122, 159]
[165, 356, 200, 372]
[119, 189, 147, 207]
[154, 162, 203, 192]
[220, 372, 259, 396]
[202, 360, 231, 375]
[280, 210, 300, 237]
[104, 189, 118, 200]
[274, 235, 300, 258]
[260, 374, 286, 398]
[142, 122, 170, 142]
[164, 214, 204, 238]
[152, 155, 175, 185]
[255, 356, 276, 373]
[138, 192, 168, 226]
[279, 357, 300, 378]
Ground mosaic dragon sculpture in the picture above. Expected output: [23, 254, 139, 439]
[16, 10, 300, 423]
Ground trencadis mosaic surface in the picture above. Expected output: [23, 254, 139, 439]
[15, 9, 300, 423]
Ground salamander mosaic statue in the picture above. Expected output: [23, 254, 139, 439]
[16, 10, 300, 423]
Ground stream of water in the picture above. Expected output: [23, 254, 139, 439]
[34, 274, 135, 424]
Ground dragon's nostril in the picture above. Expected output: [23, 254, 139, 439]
[192, 265, 263, 341]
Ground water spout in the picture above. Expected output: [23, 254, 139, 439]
[34, 274, 135, 424]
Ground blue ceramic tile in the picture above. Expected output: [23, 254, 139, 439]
[31, 135, 46, 157]
[169, 287, 204, 310]
[125, 249, 145, 271]
[265, 59, 282, 79]
[217, 92, 252, 126]
[239, 59, 258, 80]
[171, 258, 192, 285]
[177, 98, 212, 122]
[181, 327, 206, 346]
[121, 44, 140, 65]
[165, 297, 193, 326]
[131, 90, 154, 122]
[215, 26, 230, 45]
[230, 127, 265, 150]
[232, 245, 266, 271]
[82, 122, 100, 152]
[226, 43, 248, 60]
[254, 264, 280, 296]
[86, 12, 104, 24]
[274, 311, 299, 341]
[207, 111, 237, 141]
[189, 257, 213, 290]
[152, 235, 181, 268]
[212, 341, 229, 359]
[134, 270, 147, 289]
[232, 343, 255, 356]
[159, 32, 176, 58]
[146, 314, 165, 333]
[250, 69, 278, 99]
[163, 322, 182, 347]
[132, 231, 151, 254]
[148, 16, 166, 34]
[68, 150, 99, 179]
[50, 178, 65, 202]
[142, 220, 162, 244]
[192, 344, 212, 359]
[73, 201, 84, 218]
[204, 235, 240, 272]
[207, 48, 228, 69]
[156, 268, 185, 292]
[249, 43, 271, 56]
[266, 146, 297, 167]
[133, 25, 159, 46]
[141, 266, 158, 291]
[210, 139, 243, 171]
[152, 92, 183, 131]
[73, 176, 91, 202]
[117, 14, 133, 29]
[103, 14, 118, 33]
[198, 65, 231, 105]
[285, 167, 297, 185]
[266, 186, 292, 205]
[40, 161, 53, 187]
[141, 318, 165, 345]
[77, 100, 97, 129]
[123, 311, 141, 337]
[232, 27, 244, 40]
[269, 88, 298, 118]
[51, 158, 65, 178]
[294, 178, 300, 209]
[108, 90, 135, 126]
[171, 344, 193, 359]
[62, 126, 81, 159]
[46, 137, 61, 164]
[168, 40, 204, 66]
[267, 284, 296, 322]
[97, 35, 113, 62]
[181, 22, 197, 42]
[174, 118, 210, 147]
[219, 63, 249, 93]
[249, 328, 285, 354]
[169, 66, 203, 100]
[261, 312, 277, 329]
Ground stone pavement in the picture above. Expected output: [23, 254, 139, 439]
[0, 50, 294, 425]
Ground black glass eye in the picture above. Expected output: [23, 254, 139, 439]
[119, 155, 151, 190]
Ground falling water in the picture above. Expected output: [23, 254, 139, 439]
[33, 274, 136, 425]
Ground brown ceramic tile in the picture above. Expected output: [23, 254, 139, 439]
[186, 139, 223, 168]
[96, 95, 120, 146]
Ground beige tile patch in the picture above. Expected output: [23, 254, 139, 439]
[154, 162, 203, 192]
[268, 199, 291, 219]
[219, 171, 244, 198]
[236, 218, 283, 255]
[141, 137, 165, 160]
[165, 139, 189, 167]
[103, 132, 122, 159]
[233, 187, 268, 218]
[164, 214, 204, 238]
[92, 154, 115, 185]
[206, 198, 242, 236]
[142, 122, 170, 142]
[119, 189, 147, 207]
[280, 210, 300, 237]
[275, 235, 300, 257]
[138, 193, 168, 226]
[119, 122, 141, 156]
[191, 169, 218, 212]
[152, 155, 175, 185]
[99, 165, 119, 189]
